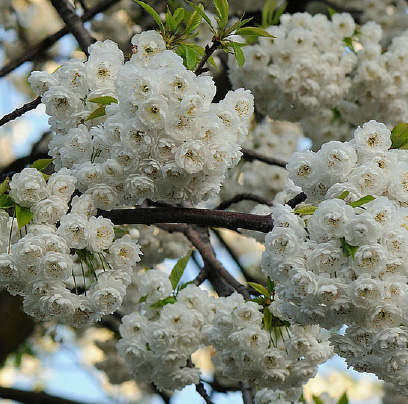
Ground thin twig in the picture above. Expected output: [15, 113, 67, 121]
[0, 96, 42, 128]
[240, 380, 254, 404]
[0, 0, 121, 77]
[50, 0, 95, 56]
[216, 193, 273, 210]
[187, 359, 214, 404]
[195, 39, 221, 76]
[100, 207, 274, 233]
[241, 148, 287, 168]
[286, 192, 307, 209]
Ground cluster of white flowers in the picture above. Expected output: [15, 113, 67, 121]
[29, 30, 253, 205]
[203, 293, 333, 391]
[221, 119, 303, 206]
[255, 387, 303, 404]
[228, 12, 357, 122]
[0, 167, 142, 326]
[263, 120, 408, 392]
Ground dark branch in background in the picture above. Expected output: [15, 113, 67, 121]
[0, 96, 42, 128]
[50, 0, 95, 56]
[0, 386, 87, 404]
[0, 0, 121, 78]
[240, 381, 254, 404]
[100, 207, 274, 233]
[195, 39, 221, 76]
[187, 359, 214, 404]
[286, 192, 307, 208]
[216, 193, 273, 210]
[241, 148, 287, 168]
[316, 0, 363, 16]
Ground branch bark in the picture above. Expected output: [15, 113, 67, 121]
[99, 207, 274, 233]
[50, 0, 95, 56]
[241, 148, 287, 168]
[216, 193, 273, 210]
[0, 97, 42, 128]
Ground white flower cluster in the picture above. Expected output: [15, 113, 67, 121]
[29, 30, 253, 205]
[263, 120, 408, 392]
[255, 387, 303, 404]
[117, 272, 332, 392]
[228, 12, 357, 122]
[221, 119, 303, 206]
[0, 167, 142, 326]
[203, 293, 333, 391]
[117, 277, 215, 391]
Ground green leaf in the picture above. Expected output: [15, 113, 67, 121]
[0, 177, 9, 197]
[134, 1, 164, 30]
[343, 37, 355, 52]
[166, 8, 177, 31]
[29, 158, 54, 172]
[185, 1, 213, 29]
[294, 205, 318, 215]
[138, 294, 148, 304]
[75, 249, 87, 262]
[337, 392, 349, 404]
[247, 281, 270, 297]
[177, 280, 195, 292]
[173, 7, 185, 26]
[391, 122, 408, 149]
[337, 190, 350, 200]
[150, 296, 177, 309]
[15, 204, 33, 229]
[225, 16, 253, 36]
[185, 44, 197, 70]
[271, 3, 287, 25]
[0, 194, 14, 209]
[185, 43, 218, 70]
[262, 0, 277, 27]
[327, 7, 336, 18]
[213, 0, 229, 30]
[86, 106, 106, 121]
[250, 297, 264, 305]
[341, 238, 359, 259]
[184, 6, 203, 35]
[88, 96, 118, 105]
[267, 276, 275, 293]
[230, 41, 245, 67]
[313, 396, 324, 404]
[263, 306, 272, 332]
[235, 26, 275, 38]
[169, 250, 192, 290]
[350, 195, 375, 208]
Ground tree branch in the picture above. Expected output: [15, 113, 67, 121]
[0, 96, 42, 128]
[216, 193, 273, 210]
[0, 0, 121, 78]
[195, 39, 221, 76]
[50, 0, 95, 56]
[240, 380, 254, 404]
[241, 148, 287, 168]
[0, 386, 88, 404]
[100, 207, 274, 233]
[187, 359, 214, 404]
[286, 192, 307, 208]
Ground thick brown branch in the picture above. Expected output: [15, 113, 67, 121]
[0, 386, 87, 404]
[286, 192, 307, 208]
[240, 381, 254, 404]
[99, 207, 274, 233]
[50, 0, 95, 56]
[241, 148, 287, 168]
[0, 96, 42, 128]
[0, 0, 121, 77]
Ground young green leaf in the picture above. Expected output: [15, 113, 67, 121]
[15, 204, 33, 229]
[185, 43, 219, 70]
[29, 158, 54, 172]
[312, 396, 324, 404]
[271, 2, 287, 25]
[341, 238, 359, 259]
[230, 41, 245, 67]
[0, 177, 9, 197]
[169, 250, 192, 290]
[173, 7, 185, 26]
[343, 37, 355, 53]
[138, 294, 148, 304]
[235, 26, 275, 38]
[391, 122, 408, 149]
[134, 1, 164, 30]
[166, 8, 177, 31]
[213, 0, 229, 30]
[262, 0, 277, 27]
[0, 194, 14, 209]
[185, 0, 213, 29]
[349, 195, 375, 208]
[327, 7, 336, 18]
[247, 282, 270, 297]
[88, 96, 118, 105]
[150, 296, 177, 308]
[337, 392, 348, 404]
[185, 44, 197, 70]
[184, 7, 203, 35]
[86, 106, 106, 121]
[293, 205, 318, 215]
[225, 16, 253, 36]
[267, 276, 275, 293]
[263, 306, 272, 332]
[337, 190, 350, 200]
